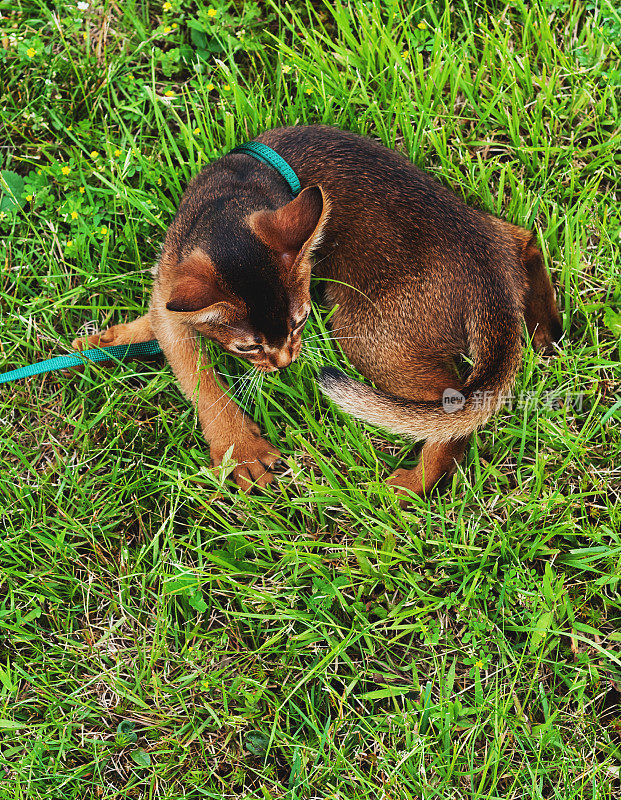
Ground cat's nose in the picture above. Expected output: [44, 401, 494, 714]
[267, 346, 294, 370]
[272, 350, 293, 370]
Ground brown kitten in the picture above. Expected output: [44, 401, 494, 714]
[73, 125, 562, 498]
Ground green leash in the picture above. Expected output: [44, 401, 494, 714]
[0, 340, 163, 385]
[0, 142, 300, 387]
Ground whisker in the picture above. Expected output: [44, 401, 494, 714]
[172, 335, 202, 346]
[237, 371, 257, 411]
[219, 369, 253, 380]
[209, 367, 263, 424]
[205, 386, 245, 426]
[317, 276, 378, 309]
[307, 334, 362, 341]
[310, 248, 337, 269]
[304, 335, 362, 344]
[303, 336, 360, 345]
[221, 370, 252, 395]
[303, 324, 354, 340]
[240, 365, 261, 403]
[237, 368, 264, 430]
[200, 372, 250, 416]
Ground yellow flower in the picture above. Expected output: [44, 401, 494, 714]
[100, 226, 108, 235]
[163, 1, 172, 9]
[66, 240, 73, 247]
[475, 660, 483, 669]
[61, 165, 71, 175]
[206, 83, 215, 91]
[90, 150, 99, 159]
[114, 148, 121, 157]
[207, 7, 217, 17]
[282, 65, 291, 74]
[71, 211, 78, 220]
[79, 186, 85, 193]
[305, 86, 313, 94]
[37, 169, 42, 175]
[172, 23, 178, 29]
[417, 20, 427, 30]
[27, 48, 36, 58]
[157, 177, 162, 186]
[26, 195, 33, 202]
[165, 90, 175, 97]
[193, 128, 200, 135]
[83, 31, 88, 40]
[223, 83, 230, 90]
[401, 50, 409, 59]
[164, 26, 171, 33]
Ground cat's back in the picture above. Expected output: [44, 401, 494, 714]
[256, 125, 516, 279]
[257, 126, 507, 241]
[256, 125, 442, 205]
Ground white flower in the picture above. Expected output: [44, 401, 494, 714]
[77, 2, 89, 10]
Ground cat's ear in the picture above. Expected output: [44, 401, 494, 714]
[165, 251, 245, 322]
[166, 274, 229, 313]
[249, 186, 329, 268]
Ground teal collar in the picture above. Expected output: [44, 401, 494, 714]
[231, 142, 301, 196]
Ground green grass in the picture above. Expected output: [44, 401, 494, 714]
[1, 0, 620, 797]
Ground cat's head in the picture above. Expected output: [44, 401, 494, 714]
[165, 186, 328, 372]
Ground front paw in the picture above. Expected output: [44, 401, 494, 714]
[71, 325, 123, 353]
[211, 434, 282, 491]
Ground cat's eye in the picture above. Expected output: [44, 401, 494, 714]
[235, 343, 262, 353]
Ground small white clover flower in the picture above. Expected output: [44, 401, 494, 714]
[77, 2, 89, 11]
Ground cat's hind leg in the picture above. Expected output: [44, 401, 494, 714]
[377, 361, 471, 502]
[521, 239, 562, 353]
[387, 435, 470, 503]
[71, 313, 154, 352]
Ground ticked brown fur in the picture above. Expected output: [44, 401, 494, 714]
[73, 126, 562, 499]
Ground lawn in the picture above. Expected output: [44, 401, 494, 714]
[1, 0, 620, 797]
